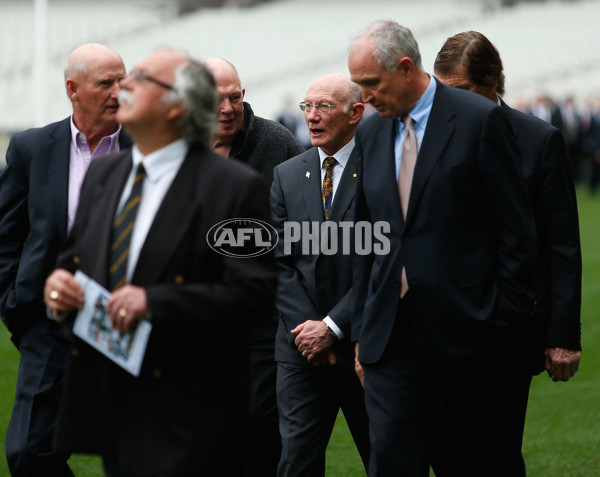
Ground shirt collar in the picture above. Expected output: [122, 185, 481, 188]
[69, 115, 121, 152]
[131, 138, 188, 183]
[405, 73, 436, 130]
[318, 137, 355, 169]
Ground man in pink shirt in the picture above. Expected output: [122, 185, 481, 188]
[0, 43, 130, 476]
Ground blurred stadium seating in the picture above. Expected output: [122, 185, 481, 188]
[0, 0, 598, 141]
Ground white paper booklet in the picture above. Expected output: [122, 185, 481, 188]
[73, 271, 152, 377]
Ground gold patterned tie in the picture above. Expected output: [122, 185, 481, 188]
[109, 162, 146, 291]
[322, 156, 337, 220]
[398, 116, 417, 297]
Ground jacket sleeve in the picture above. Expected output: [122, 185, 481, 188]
[480, 106, 537, 322]
[539, 129, 582, 349]
[0, 135, 32, 337]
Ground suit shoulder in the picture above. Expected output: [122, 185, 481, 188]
[250, 114, 304, 151]
[10, 117, 70, 144]
[356, 112, 391, 138]
[195, 147, 265, 184]
[273, 148, 316, 176]
[505, 105, 559, 137]
[85, 150, 130, 180]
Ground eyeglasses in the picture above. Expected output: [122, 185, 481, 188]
[220, 93, 244, 105]
[128, 70, 175, 91]
[299, 102, 337, 114]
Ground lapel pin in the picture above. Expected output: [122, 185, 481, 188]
[306, 171, 310, 178]
[353, 173, 357, 178]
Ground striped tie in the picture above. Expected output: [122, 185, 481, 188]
[109, 162, 146, 291]
[322, 156, 337, 220]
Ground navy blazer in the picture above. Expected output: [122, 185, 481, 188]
[52, 145, 277, 475]
[502, 102, 582, 374]
[352, 80, 538, 363]
[0, 117, 131, 343]
[271, 146, 359, 367]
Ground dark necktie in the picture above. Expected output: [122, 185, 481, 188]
[398, 116, 418, 297]
[109, 162, 146, 291]
[322, 156, 337, 220]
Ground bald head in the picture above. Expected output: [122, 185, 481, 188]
[204, 58, 242, 90]
[308, 73, 362, 112]
[64, 43, 126, 146]
[64, 43, 123, 82]
[204, 58, 246, 152]
[303, 72, 364, 156]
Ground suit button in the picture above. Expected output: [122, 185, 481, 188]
[393, 281, 400, 288]
[73, 256, 81, 265]
[153, 369, 162, 379]
[174, 275, 184, 285]
[70, 348, 79, 357]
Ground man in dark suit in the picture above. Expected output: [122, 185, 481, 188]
[43, 49, 277, 477]
[433, 30, 582, 476]
[271, 73, 370, 476]
[205, 57, 304, 477]
[0, 43, 129, 477]
[347, 21, 537, 476]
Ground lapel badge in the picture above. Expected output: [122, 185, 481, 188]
[353, 173, 357, 178]
[306, 171, 310, 178]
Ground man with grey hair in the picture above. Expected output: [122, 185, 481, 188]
[44, 49, 277, 476]
[348, 20, 537, 476]
[206, 57, 304, 477]
[0, 42, 130, 476]
[271, 73, 369, 476]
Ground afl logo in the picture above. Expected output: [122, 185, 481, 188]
[206, 218, 279, 258]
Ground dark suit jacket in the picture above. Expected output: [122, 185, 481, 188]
[503, 102, 582, 374]
[0, 117, 131, 345]
[271, 146, 358, 368]
[352, 80, 537, 363]
[52, 145, 277, 476]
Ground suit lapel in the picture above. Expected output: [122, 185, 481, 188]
[406, 83, 456, 225]
[132, 151, 199, 285]
[92, 153, 133, 286]
[47, 118, 72, 240]
[329, 147, 359, 221]
[300, 149, 325, 223]
[370, 117, 404, 220]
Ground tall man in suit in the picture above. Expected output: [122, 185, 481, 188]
[0, 43, 129, 477]
[433, 30, 582, 476]
[271, 73, 370, 476]
[347, 20, 537, 476]
[43, 49, 277, 477]
[205, 57, 304, 477]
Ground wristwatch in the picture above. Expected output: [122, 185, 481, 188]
[326, 324, 338, 341]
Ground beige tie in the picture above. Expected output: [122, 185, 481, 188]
[398, 115, 417, 298]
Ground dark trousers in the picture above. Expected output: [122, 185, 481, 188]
[364, 295, 519, 477]
[276, 360, 370, 477]
[5, 319, 73, 477]
[246, 339, 280, 477]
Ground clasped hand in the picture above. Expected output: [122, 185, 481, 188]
[292, 320, 337, 366]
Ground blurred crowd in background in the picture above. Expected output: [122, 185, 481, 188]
[275, 92, 600, 194]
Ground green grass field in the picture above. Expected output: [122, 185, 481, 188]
[1, 188, 599, 476]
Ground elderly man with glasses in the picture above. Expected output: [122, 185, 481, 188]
[270, 72, 370, 477]
[43, 49, 277, 477]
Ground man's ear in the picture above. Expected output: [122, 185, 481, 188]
[167, 104, 187, 121]
[349, 102, 366, 124]
[66, 79, 78, 101]
[398, 57, 415, 77]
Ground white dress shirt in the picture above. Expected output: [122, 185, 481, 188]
[115, 139, 188, 282]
